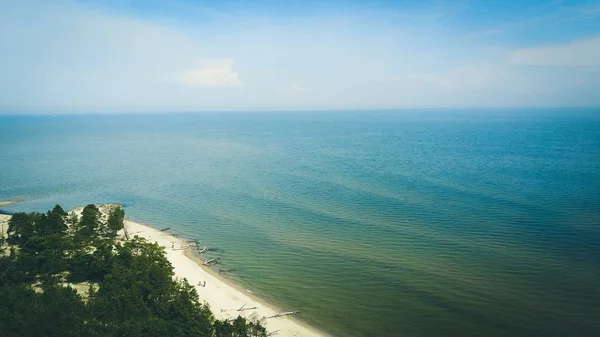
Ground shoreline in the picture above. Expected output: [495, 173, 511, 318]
[1, 203, 331, 336]
[124, 218, 330, 337]
[182, 248, 331, 336]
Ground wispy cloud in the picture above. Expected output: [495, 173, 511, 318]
[1, 0, 599, 112]
[430, 0, 472, 20]
[409, 35, 600, 93]
[384, 33, 600, 108]
[288, 81, 310, 93]
[556, 2, 600, 23]
[417, 63, 508, 89]
[509, 37, 600, 67]
[461, 2, 600, 44]
[174, 59, 243, 87]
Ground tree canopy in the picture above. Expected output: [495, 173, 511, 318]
[0, 204, 267, 337]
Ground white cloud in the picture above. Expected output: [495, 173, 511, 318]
[509, 37, 600, 67]
[289, 81, 310, 93]
[403, 62, 509, 90]
[175, 59, 243, 87]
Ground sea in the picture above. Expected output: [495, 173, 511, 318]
[1, 109, 599, 337]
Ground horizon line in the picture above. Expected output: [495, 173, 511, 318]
[1, 106, 599, 116]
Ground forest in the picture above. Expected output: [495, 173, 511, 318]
[0, 204, 267, 337]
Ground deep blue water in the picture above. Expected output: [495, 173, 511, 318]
[1, 109, 600, 337]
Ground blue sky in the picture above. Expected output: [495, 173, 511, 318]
[1, 0, 599, 113]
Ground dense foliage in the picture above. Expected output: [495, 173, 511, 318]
[0, 204, 267, 337]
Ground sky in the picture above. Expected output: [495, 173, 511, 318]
[1, 0, 600, 113]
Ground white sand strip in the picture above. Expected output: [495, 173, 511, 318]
[0, 214, 10, 238]
[124, 220, 330, 337]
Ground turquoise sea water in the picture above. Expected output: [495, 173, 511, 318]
[1, 109, 600, 337]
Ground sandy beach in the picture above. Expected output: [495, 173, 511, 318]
[124, 218, 329, 337]
[0, 203, 329, 337]
[0, 200, 14, 238]
[0, 214, 9, 238]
